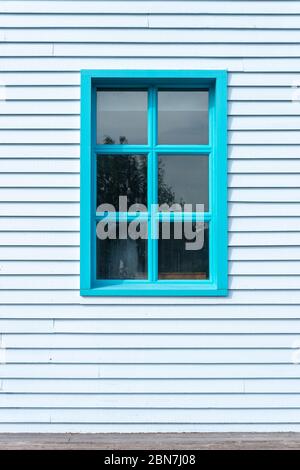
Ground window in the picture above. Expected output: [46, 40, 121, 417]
[80, 70, 227, 296]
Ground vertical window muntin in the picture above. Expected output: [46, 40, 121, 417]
[93, 85, 213, 286]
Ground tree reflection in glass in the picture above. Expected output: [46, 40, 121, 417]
[97, 154, 147, 209]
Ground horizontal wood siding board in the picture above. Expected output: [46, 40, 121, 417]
[3, 2, 300, 15]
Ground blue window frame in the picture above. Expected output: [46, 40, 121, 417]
[80, 70, 227, 296]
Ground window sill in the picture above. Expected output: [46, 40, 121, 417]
[80, 283, 228, 297]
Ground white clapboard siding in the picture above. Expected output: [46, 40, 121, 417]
[51, 43, 300, 58]
[0, 187, 80, 203]
[0, 71, 80, 86]
[0, 202, 79, 216]
[2, 12, 300, 28]
[1, 290, 300, 305]
[4, 43, 300, 59]
[229, 160, 300, 173]
[0, 115, 80, 130]
[0, 246, 80, 260]
[230, 218, 300, 232]
[0, 0, 300, 433]
[229, 116, 300, 131]
[0, 130, 79, 145]
[0, 217, 79, 231]
[0, 101, 80, 115]
[229, 87, 298, 101]
[0, 424, 299, 432]
[0, 14, 149, 28]
[51, 319, 300, 335]
[149, 15, 300, 29]
[0, 348, 296, 365]
[3, 1, 300, 15]
[0, 157, 79, 174]
[229, 174, 300, 187]
[0, 86, 80, 100]
[2, 333, 300, 349]
[229, 131, 300, 145]
[0, 377, 300, 396]
[228, 146, 300, 159]
[0, 57, 247, 72]
[0, 424, 298, 432]
[229, 72, 300, 86]
[229, 103, 300, 117]
[0, 174, 79, 187]
[0, 378, 245, 394]
[2, 317, 300, 334]
[2, 363, 300, 380]
[0, 261, 80, 275]
[0, 188, 79, 202]
[2, 303, 300, 319]
[230, 247, 300, 261]
[230, 203, 300, 216]
[4, 29, 300, 44]
[0, 43, 300, 58]
[0, 145, 79, 158]
[0, 377, 295, 394]
[233, 260, 300, 275]
[2, 57, 300, 72]
[4, 408, 300, 426]
[4, 394, 300, 410]
[229, 189, 300, 202]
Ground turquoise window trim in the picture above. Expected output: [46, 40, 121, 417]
[80, 70, 228, 297]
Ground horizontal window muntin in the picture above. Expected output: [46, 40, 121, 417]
[95, 212, 211, 221]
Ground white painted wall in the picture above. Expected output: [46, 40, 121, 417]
[0, 0, 300, 432]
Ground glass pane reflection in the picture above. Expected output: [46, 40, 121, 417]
[96, 222, 147, 279]
[97, 90, 148, 145]
[97, 154, 147, 210]
[158, 90, 208, 144]
[158, 222, 209, 280]
[158, 155, 209, 212]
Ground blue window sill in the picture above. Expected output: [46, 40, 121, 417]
[80, 284, 228, 297]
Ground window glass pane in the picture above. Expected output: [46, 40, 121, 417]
[158, 90, 208, 144]
[97, 154, 147, 210]
[158, 155, 208, 212]
[158, 222, 209, 280]
[96, 221, 147, 279]
[97, 90, 148, 145]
